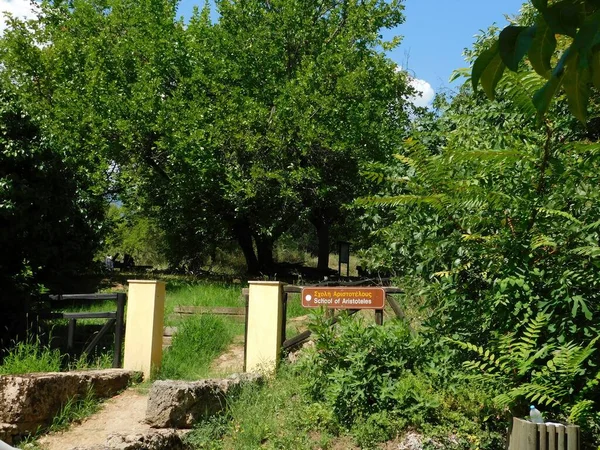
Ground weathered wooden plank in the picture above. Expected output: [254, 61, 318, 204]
[283, 285, 302, 293]
[49, 293, 120, 301]
[557, 424, 565, 450]
[538, 424, 547, 450]
[63, 312, 117, 319]
[173, 306, 246, 315]
[525, 418, 537, 450]
[548, 424, 557, 450]
[567, 425, 578, 450]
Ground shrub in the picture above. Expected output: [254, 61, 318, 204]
[300, 314, 504, 448]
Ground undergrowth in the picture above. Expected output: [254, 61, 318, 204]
[157, 314, 233, 380]
[185, 315, 505, 450]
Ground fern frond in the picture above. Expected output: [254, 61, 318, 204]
[568, 400, 595, 425]
[356, 194, 446, 209]
[498, 71, 545, 118]
[531, 234, 557, 250]
[571, 246, 600, 258]
[537, 207, 582, 224]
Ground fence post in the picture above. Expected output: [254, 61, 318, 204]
[123, 280, 165, 379]
[113, 293, 127, 368]
[245, 281, 285, 373]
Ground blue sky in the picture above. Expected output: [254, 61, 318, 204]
[390, 0, 525, 103]
[1, 0, 526, 105]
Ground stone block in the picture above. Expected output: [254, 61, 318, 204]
[0, 369, 141, 440]
[71, 430, 191, 450]
[145, 373, 262, 428]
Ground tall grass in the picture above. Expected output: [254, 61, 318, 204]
[184, 365, 339, 450]
[0, 339, 62, 375]
[165, 280, 245, 326]
[157, 315, 234, 380]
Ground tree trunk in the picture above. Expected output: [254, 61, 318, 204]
[256, 237, 275, 273]
[314, 220, 330, 272]
[233, 221, 259, 274]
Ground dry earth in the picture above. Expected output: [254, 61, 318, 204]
[36, 389, 150, 450]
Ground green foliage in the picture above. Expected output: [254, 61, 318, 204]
[472, 0, 600, 123]
[0, 0, 414, 274]
[359, 47, 600, 444]
[451, 313, 600, 441]
[102, 204, 167, 268]
[300, 315, 504, 448]
[0, 85, 106, 348]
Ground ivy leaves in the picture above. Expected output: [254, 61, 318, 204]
[472, 0, 600, 124]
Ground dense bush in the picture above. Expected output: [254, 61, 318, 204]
[300, 314, 505, 448]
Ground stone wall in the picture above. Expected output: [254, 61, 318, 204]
[0, 369, 140, 444]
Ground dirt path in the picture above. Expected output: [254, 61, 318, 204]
[35, 330, 251, 449]
[36, 389, 150, 450]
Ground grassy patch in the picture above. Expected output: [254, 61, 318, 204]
[0, 338, 62, 375]
[185, 365, 342, 450]
[49, 387, 101, 433]
[157, 315, 234, 380]
[165, 280, 245, 326]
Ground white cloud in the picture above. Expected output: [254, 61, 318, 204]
[408, 77, 435, 108]
[0, 0, 38, 33]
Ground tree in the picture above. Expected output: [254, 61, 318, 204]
[195, 0, 413, 271]
[0, 84, 105, 351]
[0, 0, 413, 274]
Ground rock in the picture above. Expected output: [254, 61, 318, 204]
[0, 369, 141, 440]
[70, 430, 191, 450]
[145, 373, 262, 428]
[105, 430, 191, 450]
[0, 424, 18, 445]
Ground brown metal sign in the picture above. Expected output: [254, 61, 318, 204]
[301, 287, 385, 310]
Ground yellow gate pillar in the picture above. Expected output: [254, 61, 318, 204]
[123, 280, 166, 379]
[245, 281, 285, 373]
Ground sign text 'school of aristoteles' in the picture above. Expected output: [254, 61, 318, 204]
[301, 287, 385, 310]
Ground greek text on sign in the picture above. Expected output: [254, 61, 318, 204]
[301, 287, 385, 310]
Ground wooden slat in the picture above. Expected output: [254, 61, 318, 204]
[525, 418, 537, 450]
[283, 286, 302, 293]
[538, 424, 547, 450]
[173, 306, 245, 315]
[557, 425, 565, 450]
[49, 293, 120, 301]
[567, 425, 578, 450]
[548, 424, 556, 450]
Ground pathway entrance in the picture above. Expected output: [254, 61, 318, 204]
[37, 389, 150, 450]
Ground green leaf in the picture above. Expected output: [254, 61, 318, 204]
[563, 52, 591, 124]
[533, 73, 564, 121]
[481, 52, 506, 100]
[531, 0, 547, 9]
[571, 10, 600, 53]
[500, 26, 536, 72]
[542, 1, 584, 38]
[472, 41, 499, 93]
[528, 16, 556, 79]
